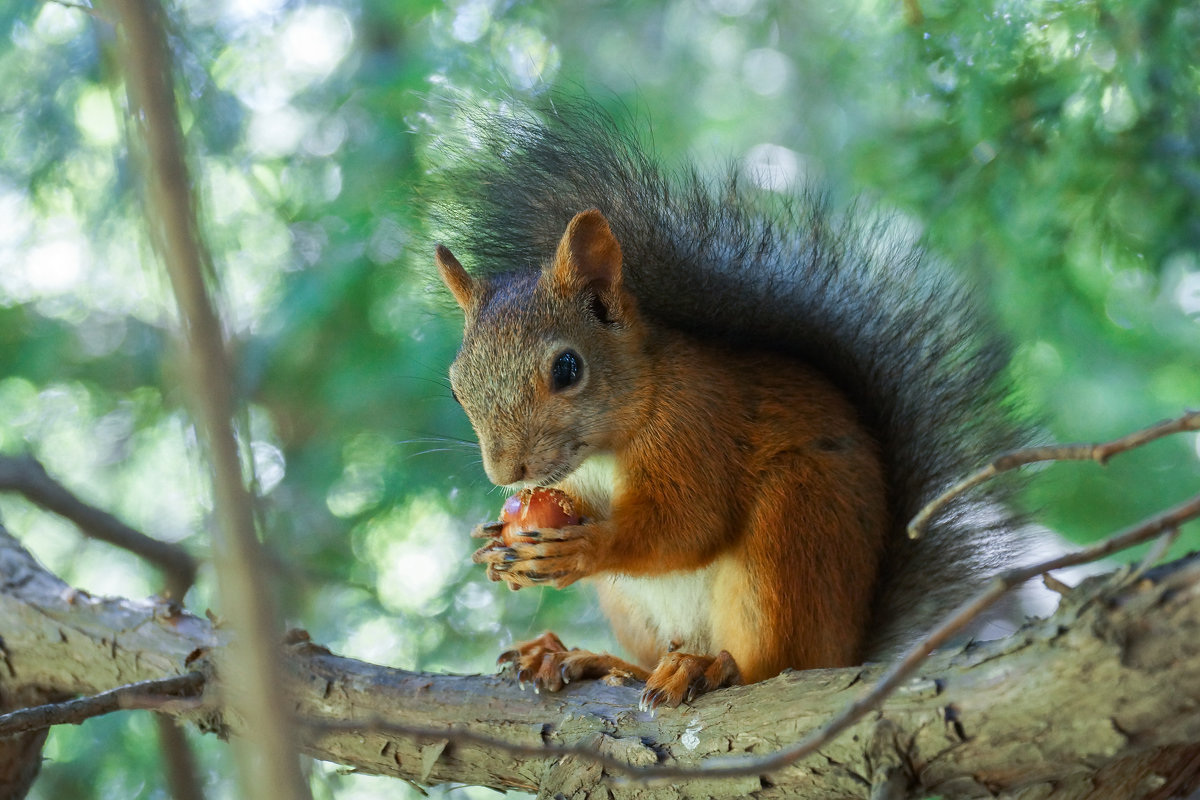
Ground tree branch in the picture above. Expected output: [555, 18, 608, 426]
[5, 521, 1200, 798]
[0, 453, 196, 599]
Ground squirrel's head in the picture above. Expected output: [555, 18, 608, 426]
[437, 209, 646, 488]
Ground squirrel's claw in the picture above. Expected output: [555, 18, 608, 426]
[471, 521, 505, 540]
[471, 541, 500, 563]
[495, 632, 574, 692]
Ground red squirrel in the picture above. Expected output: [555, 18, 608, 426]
[431, 103, 1027, 710]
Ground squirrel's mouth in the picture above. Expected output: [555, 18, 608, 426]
[532, 460, 580, 487]
[528, 441, 591, 487]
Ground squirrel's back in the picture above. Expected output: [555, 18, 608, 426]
[427, 99, 1029, 656]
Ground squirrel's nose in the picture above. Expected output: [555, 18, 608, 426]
[484, 453, 528, 487]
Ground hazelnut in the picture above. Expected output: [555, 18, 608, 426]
[499, 487, 580, 546]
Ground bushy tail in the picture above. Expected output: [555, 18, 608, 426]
[425, 99, 1030, 656]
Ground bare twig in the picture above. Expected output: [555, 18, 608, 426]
[909, 410, 1200, 539]
[0, 454, 196, 599]
[109, 1, 308, 798]
[0, 673, 204, 739]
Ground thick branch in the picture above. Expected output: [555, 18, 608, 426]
[4, 523, 1200, 798]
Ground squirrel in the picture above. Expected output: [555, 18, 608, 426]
[429, 101, 1028, 711]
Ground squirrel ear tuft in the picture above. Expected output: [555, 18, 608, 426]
[436, 245, 476, 311]
[552, 209, 624, 296]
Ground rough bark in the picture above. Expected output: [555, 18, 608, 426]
[3, 522, 1200, 800]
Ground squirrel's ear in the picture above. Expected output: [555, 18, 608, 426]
[552, 209, 624, 298]
[436, 245, 476, 311]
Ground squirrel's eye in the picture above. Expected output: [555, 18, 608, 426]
[550, 350, 582, 392]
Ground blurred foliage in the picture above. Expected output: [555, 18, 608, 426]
[0, 0, 1196, 798]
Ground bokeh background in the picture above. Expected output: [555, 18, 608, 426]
[1, 0, 1197, 797]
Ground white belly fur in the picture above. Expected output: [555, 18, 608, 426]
[602, 569, 717, 655]
[557, 454, 717, 656]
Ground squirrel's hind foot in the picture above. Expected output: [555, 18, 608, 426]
[639, 650, 743, 712]
[498, 631, 650, 693]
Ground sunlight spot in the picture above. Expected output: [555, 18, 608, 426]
[33, 2, 86, 45]
[380, 542, 450, 610]
[302, 114, 348, 157]
[455, 581, 494, 610]
[742, 48, 789, 96]
[1163, 252, 1200, 317]
[251, 441, 286, 494]
[706, 26, 746, 70]
[367, 216, 406, 266]
[500, 25, 559, 90]
[76, 88, 120, 147]
[744, 143, 801, 192]
[282, 5, 354, 80]
[1101, 83, 1137, 133]
[327, 464, 386, 518]
[344, 617, 413, 666]
[222, 0, 288, 22]
[247, 106, 310, 157]
[452, 0, 493, 43]
[23, 219, 87, 294]
[361, 495, 469, 616]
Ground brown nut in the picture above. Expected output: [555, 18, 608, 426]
[499, 487, 580, 546]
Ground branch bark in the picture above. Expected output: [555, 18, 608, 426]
[4, 522, 1200, 799]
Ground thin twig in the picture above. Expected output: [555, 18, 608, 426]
[909, 410, 1200, 539]
[0, 454, 196, 599]
[306, 491, 1200, 782]
[0, 673, 204, 739]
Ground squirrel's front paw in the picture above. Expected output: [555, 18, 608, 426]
[471, 524, 596, 589]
